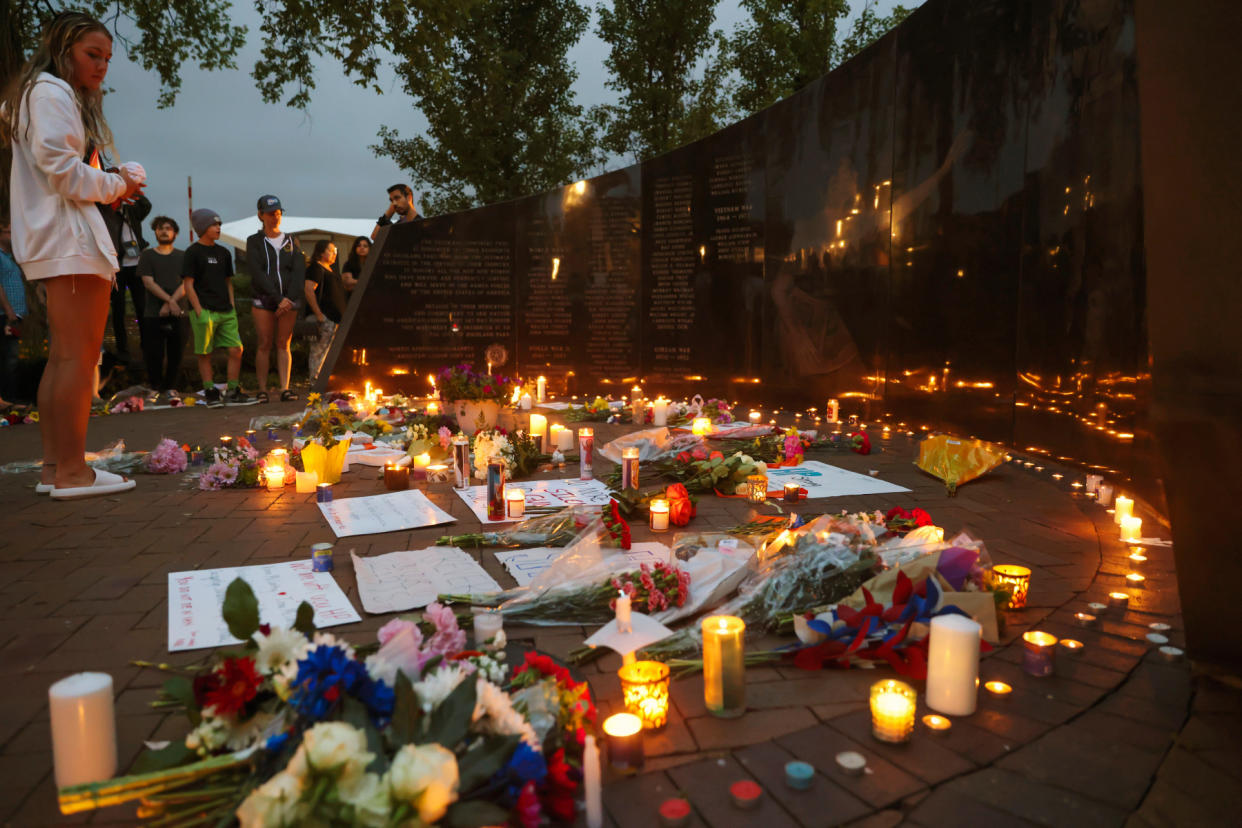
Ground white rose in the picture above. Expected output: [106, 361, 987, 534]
[338, 771, 392, 828]
[301, 722, 373, 777]
[754, 461, 767, 473]
[389, 743, 459, 823]
[236, 770, 304, 828]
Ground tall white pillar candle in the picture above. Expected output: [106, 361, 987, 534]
[925, 614, 981, 716]
[49, 672, 116, 787]
[555, 424, 574, 452]
[1114, 494, 1133, 525]
[536, 376, 547, 403]
[1097, 483, 1114, 507]
[529, 413, 548, 447]
[616, 592, 632, 634]
[652, 397, 669, 427]
[584, 734, 603, 828]
[519, 393, 532, 410]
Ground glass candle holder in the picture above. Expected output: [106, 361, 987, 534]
[384, 463, 409, 491]
[452, 436, 470, 489]
[486, 458, 506, 520]
[746, 474, 768, 504]
[749, 411, 761, 424]
[826, 398, 839, 422]
[603, 713, 643, 773]
[1114, 494, 1134, 524]
[702, 615, 745, 718]
[1022, 631, 1058, 677]
[472, 610, 503, 650]
[426, 463, 450, 483]
[579, 428, 594, 480]
[992, 564, 1031, 609]
[426, 401, 440, 416]
[264, 465, 286, 490]
[1120, 516, 1142, 542]
[783, 483, 801, 502]
[870, 679, 916, 743]
[411, 453, 431, 481]
[618, 660, 670, 730]
[691, 417, 712, 436]
[621, 447, 640, 491]
[649, 499, 670, 532]
[506, 487, 526, 519]
[316, 482, 333, 503]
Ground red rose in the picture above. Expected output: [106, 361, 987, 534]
[666, 483, 695, 526]
[885, 506, 911, 522]
[911, 508, 933, 527]
[676, 451, 692, 463]
[691, 446, 708, 460]
[852, 431, 871, 455]
[709, 451, 723, 461]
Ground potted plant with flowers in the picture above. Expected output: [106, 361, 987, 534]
[298, 392, 352, 483]
[437, 363, 515, 435]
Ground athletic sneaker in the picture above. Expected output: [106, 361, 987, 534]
[225, 387, 255, 405]
[204, 387, 224, 407]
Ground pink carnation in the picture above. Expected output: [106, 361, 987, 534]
[438, 426, 452, 449]
[377, 618, 422, 648]
[421, 602, 466, 657]
[145, 438, 188, 474]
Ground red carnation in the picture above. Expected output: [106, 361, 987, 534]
[911, 508, 933, 527]
[709, 451, 723, 461]
[885, 506, 911, 522]
[541, 748, 579, 822]
[852, 431, 871, 455]
[203, 656, 262, 715]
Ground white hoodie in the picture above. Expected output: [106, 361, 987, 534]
[8, 72, 125, 280]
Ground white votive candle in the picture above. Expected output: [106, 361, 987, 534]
[519, 392, 532, 410]
[50, 673, 116, 787]
[652, 397, 669, 426]
[473, 610, 503, 648]
[553, 424, 574, 452]
[1114, 495, 1134, 525]
[506, 488, 526, 519]
[649, 499, 670, 532]
[926, 614, 981, 716]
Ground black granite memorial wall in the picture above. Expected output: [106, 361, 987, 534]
[323, 0, 1153, 498]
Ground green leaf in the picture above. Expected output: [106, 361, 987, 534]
[457, 734, 520, 794]
[161, 676, 201, 726]
[444, 799, 511, 828]
[390, 671, 421, 747]
[222, 578, 260, 643]
[420, 675, 477, 749]
[128, 740, 196, 774]
[293, 601, 316, 636]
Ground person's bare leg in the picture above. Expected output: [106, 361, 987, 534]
[253, 308, 274, 393]
[37, 350, 58, 485]
[275, 310, 295, 391]
[45, 275, 112, 488]
[197, 353, 213, 386]
[226, 346, 243, 384]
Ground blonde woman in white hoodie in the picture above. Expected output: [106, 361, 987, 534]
[1, 11, 144, 499]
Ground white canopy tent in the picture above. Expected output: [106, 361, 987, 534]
[217, 216, 376, 255]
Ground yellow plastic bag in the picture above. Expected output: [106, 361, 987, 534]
[301, 439, 350, 484]
[916, 434, 1005, 495]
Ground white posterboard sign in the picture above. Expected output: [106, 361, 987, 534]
[167, 561, 360, 652]
[318, 489, 456, 537]
[765, 459, 910, 498]
[455, 478, 612, 524]
[351, 547, 501, 614]
[493, 542, 671, 587]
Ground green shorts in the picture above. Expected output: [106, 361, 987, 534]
[188, 308, 242, 355]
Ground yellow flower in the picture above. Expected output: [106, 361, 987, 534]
[308, 392, 322, 405]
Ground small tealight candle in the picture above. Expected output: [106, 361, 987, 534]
[1087, 602, 1108, 614]
[383, 462, 409, 491]
[1149, 622, 1172, 632]
[295, 470, 319, 493]
[1022, 631, 1058, 677]
[506, 487, 526, 519]
[870, 679, 916, 743]
[984, 680, 1012, 698]
[658, 798, 691, 828]
[426, 463, 450, 482]
[1059, 639, 1085, 656]
[835, 751, 867, 775]
[316, 482, 333, 502]
[1146, 632, 1169, 645]
[691, 417, 713, 436]
[922, 714, 952, 734]
[730, 780, 762, 810]
[1075, 612, 1098, 627]
[783, 482, 801, 502]
[649, 499, 670, 532]
[1128, 548, 1147, 565]
[1159, 646, 1184, 662]
[1108, 591, 1130, 611]
[1126, 572, 1146, 589]
[785, 760, 815, 790]
[603, 713, 643, 773]
[1120, 515, 1142, 542]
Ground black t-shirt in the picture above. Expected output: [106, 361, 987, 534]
[182, 242, 233, 312]
[137, 248, 185, 317]
[307, 262, 346, 324]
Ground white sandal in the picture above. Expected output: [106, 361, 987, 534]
[50, 469, 136, 500]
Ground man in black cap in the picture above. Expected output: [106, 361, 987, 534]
[245, 195, 305, 403]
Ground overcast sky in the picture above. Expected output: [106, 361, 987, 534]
[102, 1, 905, 226]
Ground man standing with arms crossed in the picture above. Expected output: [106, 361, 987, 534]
[370, 183, 422, 241]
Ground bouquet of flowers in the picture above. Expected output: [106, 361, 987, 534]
[442, 560, 691, 626]
[298, 392, 352, 450]
[62, 580, 594, 826]
[564, 397, 614, 422]
[693, 397, 733, 424]
[437, 506, 595, 549]
[436, 363, 515, 404]
[143, 438, 188, 474]
[110, 395, 145, 414]
[471, 429, 512, 480]
[198, 436, 264, 490]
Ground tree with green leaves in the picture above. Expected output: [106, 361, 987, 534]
[591, 0, 733, 163]
[728, 0, 915, 116]
[372, 0, 602, 215]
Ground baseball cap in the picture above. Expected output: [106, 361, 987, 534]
[191, 208, 221, 236]
[257, 194, 282, 213]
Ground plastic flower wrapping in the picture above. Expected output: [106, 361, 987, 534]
[60, 580, 595, 826]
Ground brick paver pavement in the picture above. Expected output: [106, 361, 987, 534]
[0, 403, 1226, 826]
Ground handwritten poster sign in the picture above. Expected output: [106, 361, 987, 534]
[167, 561, 360, 652]
[352, 548, 502, 614]
[454, 478, 612, 524]
[765, 460, 910, 499]
[318, 489, 456, 537]
[493, 543, 671, 587]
